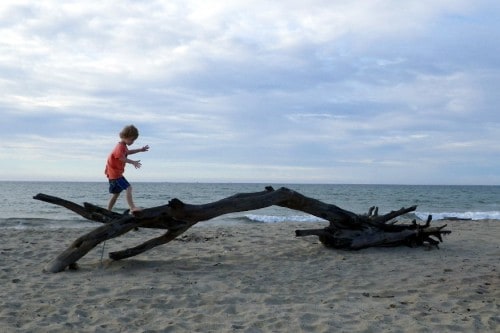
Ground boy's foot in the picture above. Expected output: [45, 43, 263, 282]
[130, 207, 143, 216]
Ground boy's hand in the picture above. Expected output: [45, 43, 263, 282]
[141, 145, 150, 152]
[131, 160, 142, 169]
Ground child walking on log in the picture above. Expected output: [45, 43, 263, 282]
[105, 124, 149, 213]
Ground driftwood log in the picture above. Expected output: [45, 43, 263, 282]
[34, 186, 450, 273]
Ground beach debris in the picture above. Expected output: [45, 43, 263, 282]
[33, 187, 451, 273]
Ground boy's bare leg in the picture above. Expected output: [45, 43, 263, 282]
[125, 186, 141, 212]
[108, 193, 120, 211]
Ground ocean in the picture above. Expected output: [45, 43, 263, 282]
[2, 181, 500, 230]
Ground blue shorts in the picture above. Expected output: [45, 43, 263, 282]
[108, 177, 130, 194]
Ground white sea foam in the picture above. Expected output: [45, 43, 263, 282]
[244, 214, 327, 223]
[415, 211, 500, 221]
[245, 211, 500, 224]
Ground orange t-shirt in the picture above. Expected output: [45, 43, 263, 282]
[105, 142, 128, 179]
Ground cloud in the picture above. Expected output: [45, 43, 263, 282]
[0, 0, 499, 184]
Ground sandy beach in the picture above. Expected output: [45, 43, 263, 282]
[1, 220, 498, 332]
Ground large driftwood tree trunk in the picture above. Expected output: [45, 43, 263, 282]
[34, 186, 450, 273]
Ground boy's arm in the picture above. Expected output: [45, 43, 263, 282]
[127, 145, 150, 155]
[119, 155, 142, 169]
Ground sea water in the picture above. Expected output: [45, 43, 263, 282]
[1, 181, 500, 230]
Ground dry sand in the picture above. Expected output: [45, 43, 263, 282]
[1, 220, 498, 332]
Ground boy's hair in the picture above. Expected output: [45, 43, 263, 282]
[120, 125, 139, 140]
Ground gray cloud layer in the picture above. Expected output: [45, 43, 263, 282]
[1, 1, 499, 184]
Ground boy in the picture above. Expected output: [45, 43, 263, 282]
[105, 124, 149, 213]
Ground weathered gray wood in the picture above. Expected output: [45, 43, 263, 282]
[109, 227, 190, 260]
[34, 186, 450, 273]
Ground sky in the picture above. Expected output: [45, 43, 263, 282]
[1, 0, 500, 185]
